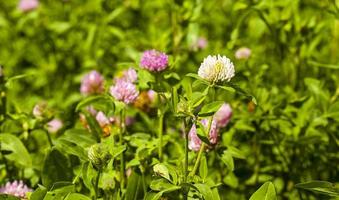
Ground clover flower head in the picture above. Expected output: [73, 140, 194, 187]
[0, 180, 32, 198]
[201, 118, 218, 144]
[47, 118, 63, 133]
[32, 102, 47, 118]
[235, 47, 251, 60]
[121, 68, 138, 83]
[80, 70, 105, 96]
[188, 118, 218, 151]
[188, 124, 202, 152]
[198, 55, 235, 83]
[18, 0, 39, 12]
[214, 103, 232, 128]
[140, 50, 168, 72]
[110, 79, 139, 104]
[95, 111, 110, 128]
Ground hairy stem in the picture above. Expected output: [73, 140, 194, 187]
[94, 170, 101, 200]
[119, 110, 126, 190]
[158, 112, 164, 161]
[190, 143, 206, 176]
[45, 130, 53, 147]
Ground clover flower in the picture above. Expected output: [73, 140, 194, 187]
[198, 55, 235, 83]
[140, 50, 168, 72]
[80, 70, 105, 96]
[191, 37, 208, 51]
[235, 47, 251, 60]
[188, 118, 218, 152]
[95, 111, 112, 137]
[121, 68, 138, 83]
[188, 124, 202, 152]
[32, 102, 47, 118]
[214, 103, 232, 128]
[110, 79, 139, 104]
[0, 180, 32, 198]
[18, 0, 38, 12]
[47, 118, 63, 133]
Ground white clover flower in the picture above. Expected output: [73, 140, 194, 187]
[198, 55, 235, 83]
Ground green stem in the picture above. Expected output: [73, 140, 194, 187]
[94, 170, 101, 200]
[190, 115, 213, 176]
[45, 130, 53, 147]
[183, 119, 189, 200]
[158, 112, 164, 161]
[119, 110, 126, 190]
[141, 169, 147, 195]
[184, 120, 188, 183]
[190, 143, 206, 176]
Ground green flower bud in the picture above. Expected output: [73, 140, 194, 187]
[88, 143, 111, 170]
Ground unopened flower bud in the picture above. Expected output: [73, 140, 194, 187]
[88, 144, 111, 170]
[32, 102, 47, 118]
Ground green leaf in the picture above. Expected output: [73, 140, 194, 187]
[81, 162, 96, 195]
[5, 74, 33, 88]
[295, 181, 339, 197]
[76, 95, 112, 111]
[196, 124, 211, 145]
[171, 86, 179, 113]
[111, 145, 127, 159]
[308, 60, 339, 69]
[191, 92, 207, 108]
[216, 84, 257, 105]
[153, 164, 171, 182]
[150, 179, 180, 192]
[185, 73, 209, 85]
[199, 101, 224, 116]
[64, 193, 91, 200]
[42, 148, 73, 189]
[43, 182, 75, 200]
[55, 138, 88, 160]
[138, 69, 155, 89]
[249, 182, 277, 200]
[30, 185, 47, 200]
[0, 133, 32, 168]
[199, 156, 208, 182]
[148, 180, 181, 200]
[125, 171, 141, 200]
[195, 183, 214, 200]
[0, 194, 21, 200]
[221, 150, 234, 171]
[227, 146, 246, 159]
[61, 129, 97, 148]
[83, 111, 102, 142]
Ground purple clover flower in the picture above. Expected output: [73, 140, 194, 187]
[188, 118, 218, 152]
[110, 79, 139, 104]
[121, 68, 137, 83]
[140, 50, 168, 72]
[47, 118, 63, 133]
[214, 103, 232, 128]
[0, 180, 32, 198]
[18, 0, 38, 12]
[80, 70, 105, 96]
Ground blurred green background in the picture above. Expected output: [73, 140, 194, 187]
[1, 0, 338, 110]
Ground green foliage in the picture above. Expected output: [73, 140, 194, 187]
[249, 182, 277, 200]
